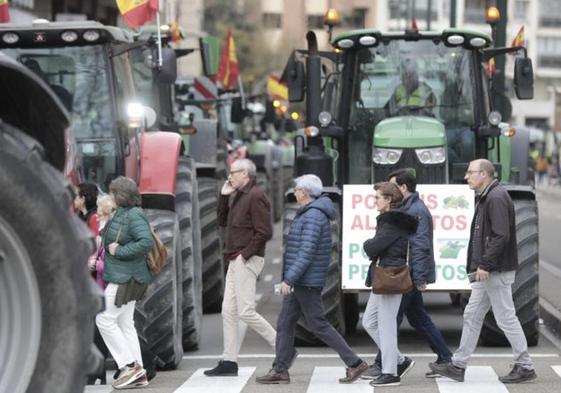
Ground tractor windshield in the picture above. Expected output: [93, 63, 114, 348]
[352, 39, 474, 126]
[3, 45, 114, 139]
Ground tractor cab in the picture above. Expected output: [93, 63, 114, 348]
[0, 20, 145, 191]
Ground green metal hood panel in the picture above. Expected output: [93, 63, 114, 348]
[373, 117, 445, 148]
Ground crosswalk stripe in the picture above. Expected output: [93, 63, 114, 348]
[306, 367, 371, 393]
[83, 385, 112, 393]
[172, 367, 255, 393]
[552, 365, 561, 378]
[436, 366, 507, 393]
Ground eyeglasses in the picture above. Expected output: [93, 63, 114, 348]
[465, 170, 483, 176]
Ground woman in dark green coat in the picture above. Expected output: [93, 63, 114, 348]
[96, 176, 154, 389]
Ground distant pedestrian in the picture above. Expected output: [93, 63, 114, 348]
[363, 169, 452, 380]
[96, 176, 154, 389]
[204, 159, 276, 377]
[362, 182, 418, 387]
[430, 159, 536, 383]
[256, 175, 368, 385]
[75, 181, 99, 234]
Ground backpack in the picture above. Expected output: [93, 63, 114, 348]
[146, 226, 167, 274]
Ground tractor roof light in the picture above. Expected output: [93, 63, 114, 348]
[2, 32, 20, 44]
[83, 30, 100, 42]
[469, 37, 487, 47]
[318, 111, 332, 127]
[61, 31, 78, 43]
[359, 35, 377, 46]
[486, 6, 500, 25]
[323, 8, 341, 28]
[447, 35, 465, 45]
[337, 39, 354, 49]
[304, 126, 320, 137]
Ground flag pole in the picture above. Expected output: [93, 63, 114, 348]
[156, 11, 163, 67]
[237, 74, 246, 108]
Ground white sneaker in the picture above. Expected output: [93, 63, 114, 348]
[112, 363, 146, 389]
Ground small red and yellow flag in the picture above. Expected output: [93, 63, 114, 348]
[484, 58, 496, 77]
[170, 19, 182, 42]
[511, 26, 526, 48]
[116, 0, 159, 29]
[0, 0, 10, 23]
[267, 74, 288, 101]
[216, 30, 240, 90]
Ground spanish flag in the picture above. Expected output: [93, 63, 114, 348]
[216, 30, 240, 90]
[0, 0, 10, 23]
[267, 74, 288, 101]
[116, 0, 159, 29]
[484, 58, 496, 77]
[511, 26, 525, 48]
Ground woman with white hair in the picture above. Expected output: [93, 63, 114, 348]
[256, 174, 368, 385]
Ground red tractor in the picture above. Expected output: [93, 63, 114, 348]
[0, 19, 193, 371]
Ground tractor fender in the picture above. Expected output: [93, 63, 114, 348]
[504, 184, 536, 201]
[139, 131, 182, 211]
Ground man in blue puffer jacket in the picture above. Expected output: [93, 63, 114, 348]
[256, 175, 368, 385]
[365, 168, 452, 380]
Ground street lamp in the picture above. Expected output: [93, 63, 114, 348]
[323, 8, 341, 43]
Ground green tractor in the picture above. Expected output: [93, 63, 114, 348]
[283, 29, 537, 346]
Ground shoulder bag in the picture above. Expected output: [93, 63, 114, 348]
[372, 242, 413, 295]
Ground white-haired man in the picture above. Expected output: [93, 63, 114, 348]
[256, 174, 368, 384]
[204, 159, 276, 376]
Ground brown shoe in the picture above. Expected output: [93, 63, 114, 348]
[256, 369, 290, 384]
[339, 361, 368, 383]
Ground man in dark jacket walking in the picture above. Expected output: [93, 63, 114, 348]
[204, 159, 276, 377]
[364, 169, 452, 380]
[256, 174, 368, 385]
[430, 159, 536, 383]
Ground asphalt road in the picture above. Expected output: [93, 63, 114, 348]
[85, 189, 561, 392]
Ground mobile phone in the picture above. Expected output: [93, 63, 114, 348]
[274, 283, 293, 295]
[467, 272, 477, 283]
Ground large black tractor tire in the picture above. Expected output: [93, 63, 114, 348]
[270, 165, 284, 222]
[0, 122, 101, 393]
[176, 157, 203, 351]
[135, 210, 183, 370]
[198, 176, 225, 313]
[281, 203, 346, 345]
[480, 198, 539, 346]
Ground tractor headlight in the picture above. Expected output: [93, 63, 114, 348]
[415, 147, 446, 164]
[372, 148, 402, 165]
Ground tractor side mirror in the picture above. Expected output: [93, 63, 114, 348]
[514, 57, 533, 100]
[281, 55, 306, 102]
[157, 48, 177, 85]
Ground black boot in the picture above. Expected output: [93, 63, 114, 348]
[204, 360, 238, 377]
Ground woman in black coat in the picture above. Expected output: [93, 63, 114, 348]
[361, 182, 418, 387]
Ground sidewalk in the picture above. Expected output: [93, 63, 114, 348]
[536, 184, 561, 199]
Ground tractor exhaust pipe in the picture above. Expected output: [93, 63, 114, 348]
[305, 31, 321, 128]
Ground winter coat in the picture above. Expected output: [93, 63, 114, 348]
[401, 192, 436, 285]
[467, 180, 518, 273]
[217, 177, 273, 260]
[363, 210, 418, 287]
[283, 196, 335, 288]
[102, 207, 154, 284]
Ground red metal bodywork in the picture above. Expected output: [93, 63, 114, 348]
[139, 131, 182, 195]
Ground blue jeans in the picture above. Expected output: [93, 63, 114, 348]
[375, 288, 452, 366]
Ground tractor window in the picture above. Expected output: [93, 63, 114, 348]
[130, 46, 155, 109]
[4, 45, 118, 190]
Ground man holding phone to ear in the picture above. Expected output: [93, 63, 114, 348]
[204, 159, 276, 377]
[430, 159, 536, 384]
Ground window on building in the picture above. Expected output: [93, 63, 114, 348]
[308, 15, 324, 30]
[539, 0, 561, 27]
[343, 8, 367, 29]
[513, 0, 529, 20]
[263, 13, 282, 29]
[537, 37, 561, 68]
[464, 0, 486, 24]
[388, 0, 437, 22]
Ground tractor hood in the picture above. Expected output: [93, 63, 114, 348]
[373, 116, 445, 148]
